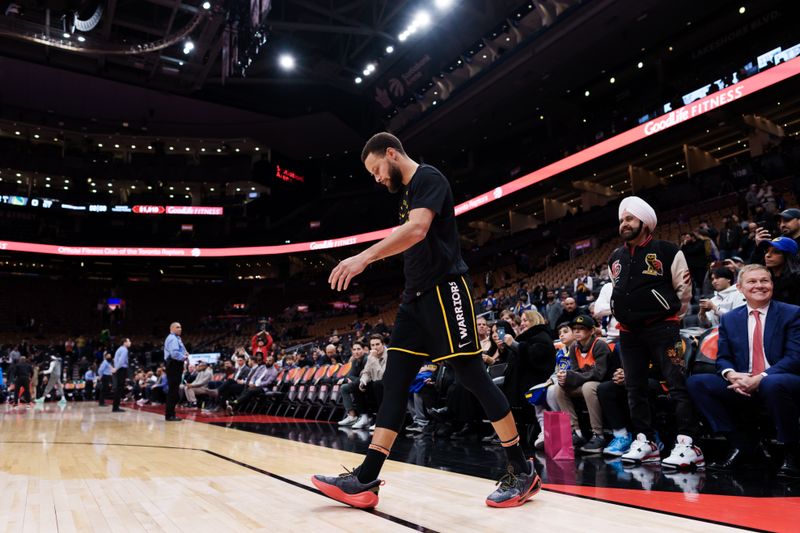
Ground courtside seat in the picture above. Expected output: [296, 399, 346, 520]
[280, 366, 317, 416]
[265, 367, 299, 415]
[325, 361, 354, 421]
[300, 365, 336, 418]
[64, 382, 76, 400]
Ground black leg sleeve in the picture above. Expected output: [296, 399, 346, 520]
[374, 351, 426, 431]
[447, 355, 510, 422]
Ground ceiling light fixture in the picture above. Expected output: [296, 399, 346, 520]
[278, 53, 296, 70]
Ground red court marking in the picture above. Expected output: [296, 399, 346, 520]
[544, 483, 800, 532]
[126, 402, 322, 424]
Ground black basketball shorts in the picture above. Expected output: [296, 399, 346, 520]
[389, 275, 483, 362]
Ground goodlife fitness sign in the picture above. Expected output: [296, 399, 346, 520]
[3, 56, 799, 258]
[133, 205, 224, 216]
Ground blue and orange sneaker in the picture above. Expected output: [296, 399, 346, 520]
[311, 467, 383, 509]
[485, 460, 542, 508]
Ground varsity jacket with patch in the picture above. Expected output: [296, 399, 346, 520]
[607, 235, 692, 328]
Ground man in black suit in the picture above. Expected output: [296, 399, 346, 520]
[688, 264, 800, 477]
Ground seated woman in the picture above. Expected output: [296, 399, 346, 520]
[525, 322, 574, 449]
[501, 311, 555, 421]
[761, 237, 800, 306]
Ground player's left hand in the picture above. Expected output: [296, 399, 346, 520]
[329, 254, 368, 291]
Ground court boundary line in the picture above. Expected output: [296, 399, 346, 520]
[0, 440, 439, 533]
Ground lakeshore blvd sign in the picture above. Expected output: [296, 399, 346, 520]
[2, 55, 799, 258]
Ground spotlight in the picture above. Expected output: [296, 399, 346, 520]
[413, 10, 432, 29]
[584, 90, 590, 97]
[386, 45, 394, 54]
[609, 77, 615, 84]
[738, 6, 746, 14]
[202, 1, 211, 9]
[278, 53, 296, 70]
[183, 41, 194, 55]
[77, 36, 86, 42]
[435, 0, 454, 9]
[637, 61, 643, 69]
[62, 32, 71, 39]
[355, 77, 363, 84]
[398, 31, 409, 42]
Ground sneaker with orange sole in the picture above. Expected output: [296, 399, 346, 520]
[312, 467, 383, 509]
[485, 459, 542, 508]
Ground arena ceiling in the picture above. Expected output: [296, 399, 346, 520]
[0, 0, 756, 156]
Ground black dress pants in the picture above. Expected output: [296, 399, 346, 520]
[113, 368, 128, 410]
[165, 358, 184, 419]
[98, 375, 112, 406]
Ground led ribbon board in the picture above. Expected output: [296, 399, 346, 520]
[1, 56, 799, 258]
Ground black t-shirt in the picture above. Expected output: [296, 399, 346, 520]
[399, 164, 468, 302]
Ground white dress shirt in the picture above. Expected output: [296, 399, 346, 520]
[745, 303, 771, 373]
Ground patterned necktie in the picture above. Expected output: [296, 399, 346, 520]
[751, 310, 766, 375]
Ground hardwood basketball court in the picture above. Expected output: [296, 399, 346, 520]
[0, 402, 790, 532]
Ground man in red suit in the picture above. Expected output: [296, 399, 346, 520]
[688, 264, 800, 477]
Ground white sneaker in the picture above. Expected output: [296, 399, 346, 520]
[621, 433, 661, 464]
[352, 414, 370, 429]
[338, 414, 358, 427]
[661, 435, 705, 470]
[534, 432, 545, 450]
[34, 397, 44, 404]
[368, 423, 376, 432]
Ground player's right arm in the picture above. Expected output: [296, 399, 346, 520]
[329, 208, 434, 292]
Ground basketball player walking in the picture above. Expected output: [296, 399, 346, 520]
[312, 132, 541, 508]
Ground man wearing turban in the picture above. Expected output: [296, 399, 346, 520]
[605, 196, 704, 469]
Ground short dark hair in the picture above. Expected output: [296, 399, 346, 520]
[352, 341, 364, 348]
[711, 267, 734, 282]
[369, 334, 385, 344]
[361, 132, 406, 163]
